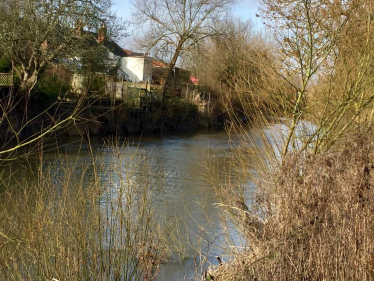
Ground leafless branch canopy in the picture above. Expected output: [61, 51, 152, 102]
[133, 0, 235, 90]
[0, 0, 122, 96]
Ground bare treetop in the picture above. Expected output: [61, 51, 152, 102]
[132, 0, 235, 91]
[0, 0, 123, 96]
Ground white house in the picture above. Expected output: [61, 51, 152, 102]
[101, 39, 152, 84]
[71, 27, 153, 94]
[120, 50, 152, 84]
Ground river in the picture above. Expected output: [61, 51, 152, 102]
[98, 129, 241, 280]
[2, 128, 257, 280]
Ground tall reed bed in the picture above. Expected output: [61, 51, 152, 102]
[0, 141, 169, 280]
[212, 132, 374, 280]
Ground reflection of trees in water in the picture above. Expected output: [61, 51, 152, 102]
[0, 143, 168, 280]
[1, 130, 257, 280]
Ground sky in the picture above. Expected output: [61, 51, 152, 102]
[111, 0, 264, 50]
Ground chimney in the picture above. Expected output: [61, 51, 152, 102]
[75, 19, 83, 36]
[98, 24, 107, 44]
[41, 40, 48, 52]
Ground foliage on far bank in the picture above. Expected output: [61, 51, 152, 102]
[31, 66, 72, 106]
[92, 96, 203, 136]
[0, 55, 11, 73]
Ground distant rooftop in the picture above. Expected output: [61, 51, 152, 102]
[153, 59, 168, 68]
[123, 49, 147, 57]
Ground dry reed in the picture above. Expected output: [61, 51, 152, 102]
[0, 141, 170, 280]
[211, 134, 374, 280]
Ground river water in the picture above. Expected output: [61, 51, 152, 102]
[88, 129, 241, 280]
[136, 130, 238, 280]
[1, 117, 318, 280]
[2, 128, 254, 280]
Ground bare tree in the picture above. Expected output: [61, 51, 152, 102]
[132, 0, 235, 92]
[0, 0, 125, 161]
[199, 20, 275, 95]
[0, 0, 121, 98]
[257, 0, 374, 155]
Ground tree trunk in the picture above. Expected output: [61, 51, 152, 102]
[16, 71, 38, 122]
[18, 71, 38, 98]
[161, 42, 184, 94]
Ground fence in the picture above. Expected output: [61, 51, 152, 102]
[184, 90, 211, 114]
[0, 73, 13, 86]
[105, 81, 151, 100]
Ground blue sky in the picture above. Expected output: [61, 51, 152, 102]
[111, 0, 263, 49]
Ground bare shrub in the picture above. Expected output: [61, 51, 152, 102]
[211, 135, 374, 280]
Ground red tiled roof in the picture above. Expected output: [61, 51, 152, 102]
[123, 49, 146, 57]
[153, 59, 167, 68]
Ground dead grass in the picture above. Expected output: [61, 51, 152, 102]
[0, 141, 170, 280]
[211, 134, 374, 280]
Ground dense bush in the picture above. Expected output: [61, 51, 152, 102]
[212, 135, 374, 280]
[0, 55, 11, 73]
[163, 96, 198, 124]
[31, 69, 71, 106]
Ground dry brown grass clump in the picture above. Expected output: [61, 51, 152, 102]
[0, 143, 170, 280]
[211, 135, 374, 280]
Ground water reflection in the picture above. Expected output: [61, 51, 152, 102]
[0, 129, 248, 280]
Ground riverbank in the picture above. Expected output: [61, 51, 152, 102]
[68, 97, 223, 136]
[0, 95, 227, 144]
[206, 134, 374, 280]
